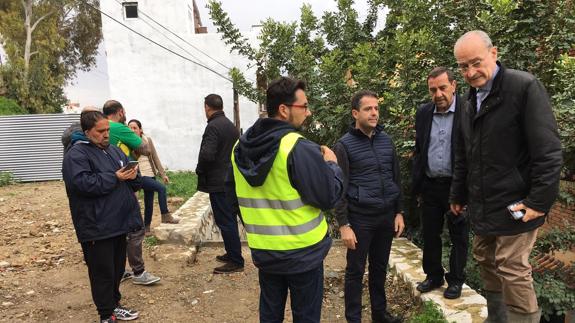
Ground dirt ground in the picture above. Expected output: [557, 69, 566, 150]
[0, 181, 419, 322]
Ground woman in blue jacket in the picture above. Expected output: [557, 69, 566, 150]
[62, 111, 142, 323]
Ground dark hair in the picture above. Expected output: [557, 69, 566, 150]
[204, 94, 223, 110]
[128, 119, 142, 130]
[102, 100, 124, 116]
[351, 90, 378, 110]
[427, 67, 455, 82]
[81, 111, 107, 131]
[266, 77, 306, 117]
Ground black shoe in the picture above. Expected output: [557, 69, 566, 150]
[101, 315, 117, 323]
[416, 278, 444, 293]
[213, 262, 244, 274]
[443, 283, 463, 299]
[373, 311, 402, 323]
[215, 253, 231, 263]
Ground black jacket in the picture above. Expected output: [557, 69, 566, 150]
[196, 111, 240, 193]
[225, 118, 344, 274]
[449, 62, 562, 236]
[334, 124, 403, 227]
[412, 96, 463, 195]
[62, 140, 143, 243]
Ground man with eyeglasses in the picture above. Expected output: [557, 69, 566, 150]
[333, 90, 404, 323]
[226, 76, 343, 322]
[449, 30, 562, 323]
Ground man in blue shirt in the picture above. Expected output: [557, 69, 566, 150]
[412, 67, 469, 299]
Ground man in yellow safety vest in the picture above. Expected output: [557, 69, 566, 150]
[227, 76, 344, 322]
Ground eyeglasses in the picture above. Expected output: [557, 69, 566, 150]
[285, 104, 309, 111]
[457, 50, 491, 73]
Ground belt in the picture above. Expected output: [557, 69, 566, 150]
[425, 176, 452, 184]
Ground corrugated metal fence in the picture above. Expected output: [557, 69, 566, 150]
[0, 114, 79, 182]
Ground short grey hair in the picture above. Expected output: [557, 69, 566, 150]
[454, 30, 493, 50]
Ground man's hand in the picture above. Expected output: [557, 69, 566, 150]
[511, 203, 545, 222]
[394, 213, 405, 238]
[162, 174, 170, 184]
[321, 145, 338, 163]
[116, 166, 138, 181]
[339, 225, 357, 250]
[450, 203, 464, 215]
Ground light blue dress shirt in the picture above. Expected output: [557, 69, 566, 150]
[476, 65, 500, 111]
[426, 97, 456, 178]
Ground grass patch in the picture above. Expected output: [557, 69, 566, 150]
[408, 301, 449, 323]
[165, 171, 197, 200]
[144, 235, 159, 248]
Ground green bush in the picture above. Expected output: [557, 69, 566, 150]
[0, 97, 27, 115]
[0, 171, 15, 187]
[408, 301, 448, 323]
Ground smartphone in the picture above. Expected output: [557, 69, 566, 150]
[507, 201, 525, 220]
[122, 160, 139, 171]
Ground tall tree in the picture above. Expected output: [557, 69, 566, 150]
[0, 0, 102, 113]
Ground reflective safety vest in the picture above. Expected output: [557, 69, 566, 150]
[231, 132, 328, 251]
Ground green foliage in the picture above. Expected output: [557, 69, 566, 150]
[0, 171, 15, 187]
[143, 235, 159, 248]
[531, 227, 575, 320]
[552, 55, 575, 183]
[408, 301, 448, 323]
[166, 171, 198, 200]
[0, 0, 101, 113]
[0, 96, 27, 115]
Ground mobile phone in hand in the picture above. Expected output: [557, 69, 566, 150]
[122, 161, 139, 171]
[507, 201, 525, 220]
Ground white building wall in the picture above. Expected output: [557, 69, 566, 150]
[100, 0, 260, 171]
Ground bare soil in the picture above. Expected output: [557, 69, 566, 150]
[0, 181, 419, 322]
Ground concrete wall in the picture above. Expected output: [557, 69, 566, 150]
[100, 0, 260, 170]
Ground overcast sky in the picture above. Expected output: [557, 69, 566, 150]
[64, 0, 382, 107]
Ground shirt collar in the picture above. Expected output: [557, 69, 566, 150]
[433, 96, 456, 114]
[477, 64, 500, 93]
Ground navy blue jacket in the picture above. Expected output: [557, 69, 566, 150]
[226, 118, 344, 274]
[62, 140, 143, 243]
[334, 124, 403, 226]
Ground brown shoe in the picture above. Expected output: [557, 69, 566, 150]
[161, 212, 180, 224]
[213, 262, 244, 274]
[144, 226, 152, 237]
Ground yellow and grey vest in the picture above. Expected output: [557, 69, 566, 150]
[231, 132, 328, 251]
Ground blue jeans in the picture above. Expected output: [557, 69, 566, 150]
[142, 176, 169, 227]
[259, 265, 324, 323]
[209, 192, 244, 265]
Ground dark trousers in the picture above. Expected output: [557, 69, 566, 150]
[209, 192, 244, 265]
[80, 234, 126, 320]
[345, 214, 395, 323]
[258, 265, 324, 323]
[126, 228, 145, 275]
[142, 176, 169, 227]
[421, 177, 469, 284]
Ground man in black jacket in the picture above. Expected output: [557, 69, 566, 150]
[334, 90, 404, 323]
[412, 67, 469, 299]
[63, 111, 141, 322]
[450, 30, 562, 323]
[196, 94, 243, 274]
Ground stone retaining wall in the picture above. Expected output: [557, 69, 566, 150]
[155, 192, 488, 322]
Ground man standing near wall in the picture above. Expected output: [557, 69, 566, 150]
[103, 100, 165, 288]
[227, 77, 343, 322]
[412, 67, 469, 299]
[450, 30, 562, 322]
[333, 90, 404, 323]
[196, 94, 244, 274]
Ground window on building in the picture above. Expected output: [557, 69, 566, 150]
[123, 2, 138, 19]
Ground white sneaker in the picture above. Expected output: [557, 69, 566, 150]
[132, 271, 160, 285]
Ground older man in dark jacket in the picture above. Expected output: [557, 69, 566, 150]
[196, 93, 243, 274]
[450, 30, 562, 323]
[63, 111, 142, 323]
